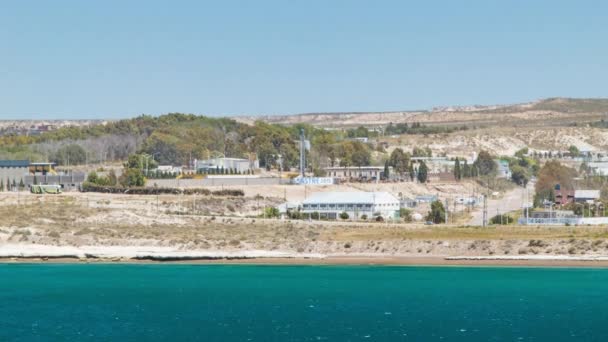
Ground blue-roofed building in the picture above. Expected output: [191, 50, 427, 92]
[0, 160, 30, 185]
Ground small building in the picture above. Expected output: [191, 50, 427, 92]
[0, 160, 30, 184]
[0, 160, 84, 191]
[415, 194, 438, 203]
[195, 157, 259, 174]
[301, 191, 400, 220]
[156, 165, 182, 174]
[530, 210, 576, 219]
[352, 137, 369, 143]
[496, 160, 512, 179]
[324, 166, 386, 181]
[427, 172, 456, 183]
[400, 197, 417, 208]
[575, 190, 601, 203]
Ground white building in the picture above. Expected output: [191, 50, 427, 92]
[496, 160, 512, 179]
[324, 166, 386, 180]
[574, 190, 601, 203]
[195, 157, 259, 174]
[301, 192, 400, 220]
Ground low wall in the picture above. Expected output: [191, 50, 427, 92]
[147, 177, 289, 188]
[518, 217, 608, 226]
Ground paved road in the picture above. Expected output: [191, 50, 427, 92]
[468, 182, 532, 226]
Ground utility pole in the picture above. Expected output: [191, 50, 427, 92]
[299, 128, 306, 177]
[445, 198, 449, 224]
[482, 195, 488, 228]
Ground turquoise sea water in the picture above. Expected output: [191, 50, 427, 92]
[1, 265, 608, 341]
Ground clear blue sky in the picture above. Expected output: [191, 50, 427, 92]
[1, 0, 607, 119]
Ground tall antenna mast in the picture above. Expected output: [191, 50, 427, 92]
[300, 128, 306, 177]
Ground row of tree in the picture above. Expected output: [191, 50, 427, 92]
[0, 179, 26, 191]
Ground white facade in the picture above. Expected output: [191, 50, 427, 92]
[195, 157, 259, 173]
[575, 190, 600, 203]
[301, 192, 400, 220]
[324, 166, 386, 180]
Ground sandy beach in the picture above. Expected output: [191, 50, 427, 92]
[3, 192, 608, 268]
[3, 244, 608, 267]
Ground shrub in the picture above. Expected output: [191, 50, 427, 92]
[360, 214, 368, 220]
[339, 212, 349, 220]
[490, 214, 514, 225]
[400, 208, 413, 222]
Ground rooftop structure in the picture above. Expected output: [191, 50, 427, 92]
[575, 190, 601, 203]
[0, 160, 30, 168]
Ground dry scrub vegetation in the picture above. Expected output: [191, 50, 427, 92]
[2, 193, 608, 257]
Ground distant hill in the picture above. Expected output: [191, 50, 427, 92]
[235, 97, 608, 128]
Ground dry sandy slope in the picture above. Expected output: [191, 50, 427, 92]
[382, 126, 608, 157]
[2, 193, 608, 262]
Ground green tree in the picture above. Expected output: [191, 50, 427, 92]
[510, 164, 529, 187]
[417, 161, 428, 183]
[514, 147, 529, 158]
[462, 160, 470, 177]
[568, 145, 580, 157]
[473, 151, 497, 176]
[490, 214, 514, 225]
[535, 160, 577, 196]
[389, 148, 410, 174]
[426, 200, 446, 224]
[534, 188, 555, 208]
[400, 208, 413, 222]
[263, 206, 280, 218]
[339, 212, 349, 220]
[454, 157, 462, 180]
[119, 168, 146, 187]
[50, 144, 87, 166]
[383, 160, 390, 180]
[87, 171, 99, 184]
[408, 163, 415, 181]
[125, 154, 157, 173]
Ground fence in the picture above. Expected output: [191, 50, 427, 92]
[147, 177, 290, 188]
[518, 216, 608, 226]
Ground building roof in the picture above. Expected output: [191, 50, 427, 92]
[324, 166, 384, 170]
[200, 157, 250, 162]
[303, 192, 398, 205]
[575, 190, 600, 199]
[0, 160, 29, 168]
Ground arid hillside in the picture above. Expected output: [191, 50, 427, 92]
[236, 98, 608, 129]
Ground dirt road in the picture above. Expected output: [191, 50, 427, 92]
[468, 183, 531, 226]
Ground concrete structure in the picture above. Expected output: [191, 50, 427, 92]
[575, 190, 601, 203]
[147, 177, 289, 188]
[496, 160, 512, 179]
[530, 210, 576, 219]
[301, 191, 400, 220]
[415, 195, 438, 203]
[0, 160, 29, 184]
[195, 157, 259, 174]
[324, 166, 386, 181]
[0, 160, 85, 191]
[427, 172, 456, 183]
[157, 165, 182, 174]
[411, 157, 456, 173]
